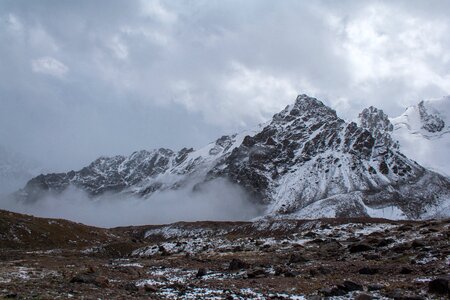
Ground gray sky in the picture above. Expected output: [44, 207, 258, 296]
[1, 0, 449, 171]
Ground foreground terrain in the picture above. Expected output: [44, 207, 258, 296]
[0, 210, 449, 299]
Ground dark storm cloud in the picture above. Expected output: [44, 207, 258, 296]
[0, 0, 449, 171]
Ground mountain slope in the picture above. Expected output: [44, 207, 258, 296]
[209, 96, 450, 219]
[391, 96, 450, 177]
[15, 95, 450, 219]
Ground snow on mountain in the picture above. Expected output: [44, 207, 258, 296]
[210, 96, 450, 219]
[15, 95, 450, 220]
[391, 96, 450, 177]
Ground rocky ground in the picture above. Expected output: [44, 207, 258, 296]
[0, 210, 449, 299]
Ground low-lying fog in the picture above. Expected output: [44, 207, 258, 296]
[0, 179, 265, 228]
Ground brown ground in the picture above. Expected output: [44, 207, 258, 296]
[0, 210, 449, 299]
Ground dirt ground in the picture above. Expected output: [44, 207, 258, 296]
[0, 210, 449, 299]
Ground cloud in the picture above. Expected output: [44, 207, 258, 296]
[0, 0, 449, 173]
[31, 56, 68, 77]
[0, 179, 265, 227]
[139, 0, 177, 24]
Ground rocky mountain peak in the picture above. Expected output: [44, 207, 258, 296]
[418, 100, 445, 133]
[273, 94, 338, 125]
[294, 94, 325, 107]
[358, 106, 397, 154]
[14, 95, 450, 220]
[358, 106, 393, 133]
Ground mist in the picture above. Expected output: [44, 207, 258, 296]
[1, 1, 450, 171]
[0, 179, 265, 228]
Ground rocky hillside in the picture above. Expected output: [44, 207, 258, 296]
[15, 95, 450, 220]
[0, 211, 449, 299]
[391, 96, 450, 177]
[0, 209, 115, 250]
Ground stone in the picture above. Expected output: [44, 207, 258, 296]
[196, 268, 207, 278]
[123, 282, 139, 292]
[428, 278, 449, 295]
[289, 253, 309, 263]
[400, 267, 413, 274]
[144, 285, 158, 293]
[377, 238, 395, 247]
[349, 243, 373, 253]
[359, 267, 379, 275]
[354, 293, 374, 300]
[367, 284, 384, 291]
[411, 240, 425, 248]
[228, 258, 249, 271]
[69, 272, 109, 288]
[319, 287, 346, 297]
[340, 280, 363, 292]
[246, 268, 266, 279]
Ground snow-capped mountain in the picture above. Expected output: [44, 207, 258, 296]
[16, 95, 450, 219]
[391, 96, 450, 177]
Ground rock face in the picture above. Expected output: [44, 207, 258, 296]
[16, 95, 450, 219]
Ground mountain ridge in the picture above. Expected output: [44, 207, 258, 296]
[391, 96, 450, 177]
[14, 95, 450, 220]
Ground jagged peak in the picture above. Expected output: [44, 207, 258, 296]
[273, 94, 338, 123]
[294, 94, 326, 109]
[358, 106, 393, 132]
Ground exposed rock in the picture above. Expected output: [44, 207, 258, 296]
[367, 284, 385, 291]
[354, 293, 374, 300]
[246, 268, 267, 279]
[70, 272, 108, 288]
[428, 278, 449, 295]
[400, 267, 413, 274]
[122, 282, 139, 292]
[359, 267, 379, 275]
[17, 95, 450, 220]
[289, 253, 308, 264]
[228, 258, 248, 271]
[196, 268, 207, 278]
[308, 266, 332, 277]
[319, 287, 346, 297]
[339, 280, 363, 292]
[144, 285, 158, 293]
[349, 243, 373, 253]
[377, 238, 395, 247]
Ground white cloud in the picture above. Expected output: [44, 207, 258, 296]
[1, 0, 450, 171]
[29, 26, 59, 53]
[139, 0, 177, 24]
[4, 13, 23, 33]
[329, 3, 450, 92]
[171, 62, 301, 127]
[108, 35, 128, 60]
[31, 57, 68, 78]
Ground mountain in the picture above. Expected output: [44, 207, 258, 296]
[15, 95, 450, 219]
[391, 96, 450, 177]
[0, 145, 40, 195]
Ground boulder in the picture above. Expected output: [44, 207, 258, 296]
[228, 258, 248, 271]
[359, 267, 379, 275]
[349, 243, 373, 253]
[428, 278, 449, 295]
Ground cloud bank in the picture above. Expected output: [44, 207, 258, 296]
[0, 0, 449, 172]
[0, 179, 265, 228]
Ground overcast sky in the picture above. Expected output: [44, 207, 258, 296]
[1, 0, 449, 171]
